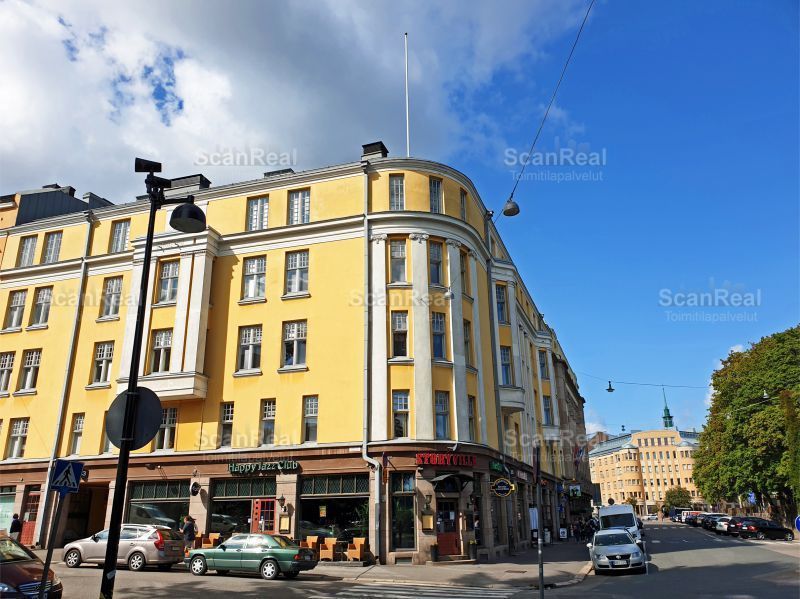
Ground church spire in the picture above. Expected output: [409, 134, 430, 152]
[662, 386, 674, 428]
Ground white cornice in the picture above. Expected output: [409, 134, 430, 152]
[0, 257, 83, 287]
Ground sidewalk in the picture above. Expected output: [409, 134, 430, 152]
[317, 541, 592, 589]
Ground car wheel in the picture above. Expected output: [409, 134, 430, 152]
[157, 564, 172, 571]
[190, 555, 207, 576]
[284, 571, 299, 579]
[260, 559, 279, 580]
[756, 532, 766, 540]
[216, 569, 229, 575]
[64, 549, 82, 568]
[785, 533, 794, 542]
[127, 551, 146, 572]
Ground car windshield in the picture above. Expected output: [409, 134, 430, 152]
[0, 538, 36, 563]
[271, 535, 297, 548]
[595, 533, 633, 546]
[600, 514, 635, 528]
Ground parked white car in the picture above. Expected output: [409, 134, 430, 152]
[714, 516, 732, 535]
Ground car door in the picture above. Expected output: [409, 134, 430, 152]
[84, 529, 110, 563]
[242, 534, 271, 572]
[119, 526, 143, 562]
[214, 534, 246, 570]
[766, 522, 782, 540]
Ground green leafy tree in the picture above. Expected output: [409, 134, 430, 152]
[623, 496, 639, 508]
[663, 486, 692, 511]
[695, 326, 800, 525]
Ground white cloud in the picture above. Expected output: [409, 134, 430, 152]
[704, 343, 746, 407]
[0, 0, 589, 201]
[584, 407, 606, 435]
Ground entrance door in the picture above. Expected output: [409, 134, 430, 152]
[436, 500, 460, 556]
[20, 488, 40, 546]
[251, 499, 276, 534]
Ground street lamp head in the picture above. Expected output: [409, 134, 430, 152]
[502, 197, 520, 217]
[606, 381, 615, 393]
[170, 201, 206, 233]
[134, 157, 162, 173]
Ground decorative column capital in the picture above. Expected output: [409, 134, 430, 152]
[370, 233, 388, 243]
[409, 232, 430, 243]
[445, 238, 462, 248]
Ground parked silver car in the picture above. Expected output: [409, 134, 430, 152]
[63, 524, 184, 571]
[587, 528, 646, 574]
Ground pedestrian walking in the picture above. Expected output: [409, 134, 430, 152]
[9, 513, 22, 541]
[182, 515, 197, 556]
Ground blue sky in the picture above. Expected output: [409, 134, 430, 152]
[1, 0, 797, 433]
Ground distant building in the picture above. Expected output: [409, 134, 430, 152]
[588, 402, 704, 514]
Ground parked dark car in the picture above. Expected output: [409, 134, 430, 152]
[685, 513, 706, 526]
[739, 520, 795, 541]
[0, 535, 63, 598]
[701, 514, 726, 530]
[727, 517, 767, 537]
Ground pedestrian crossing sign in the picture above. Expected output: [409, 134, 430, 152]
[50, 459, 83, 496]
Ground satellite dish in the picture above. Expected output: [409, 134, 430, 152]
[106, 387, 163, 450]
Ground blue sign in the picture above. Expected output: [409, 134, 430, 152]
[747, 492, 756, 505]
[795, 515, 800, 533]
[50, 459, 83, 496]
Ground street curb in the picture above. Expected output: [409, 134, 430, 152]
[550, 561, 593, 588]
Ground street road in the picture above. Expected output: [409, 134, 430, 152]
[50, 522, 798, 598]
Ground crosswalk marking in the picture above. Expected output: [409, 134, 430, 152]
[308, 582, 519, 599]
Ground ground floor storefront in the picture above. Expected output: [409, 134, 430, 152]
[0, 443, 570, 564]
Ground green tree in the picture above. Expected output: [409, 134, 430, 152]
[694, 325, 800, 525]
[623, 496, 639, 508]
[663, 486, 692, 511]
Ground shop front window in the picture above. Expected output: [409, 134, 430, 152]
[127, 481, 190, 532]
[299, 475, 369, 542]
[209, 477, 277, 537]
[391, 473, 416, 550]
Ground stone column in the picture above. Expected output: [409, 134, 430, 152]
[370, 234, 388, 441]
[469, 253, 489, 444]
[507, 281, 523, 387]
[445, 239, 468, 440]
[183, 250, 214, 374]
[409, 233, 433, 440]
[170, 252, 195, 371]
[276, 473, 298, 536]
[188, 477, 210, 535]
[546, 350, 560, 425]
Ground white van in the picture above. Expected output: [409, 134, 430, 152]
[598, 504, 642, 542]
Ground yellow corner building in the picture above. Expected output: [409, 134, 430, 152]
[0, 142, 592, 563]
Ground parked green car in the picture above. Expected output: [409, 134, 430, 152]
[187, 533, 317, 580]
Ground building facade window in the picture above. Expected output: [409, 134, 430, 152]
[31, 287, 52, 326]
[261, 399, 276, 445]
[101, 277, 122, 318]
[495, 285, 508, 323]
[434, 391, 450, 439]
[220, 403, 234, 447]
[0, 352, 14, 393]
[283, 320, 307, 367]
[17, 236, 37, 267]
[109, 220, 130, 253]
[242, 256, 266, 299]
[7, 418, 29, 458]
[303, 396, 318, 442]
[288, 189, 310, 225]
[69, 413, 84, 454]
[460, 252, 469, 294]
[93, 342, 114, 383]
[389, 175, 405, 210]
[5, 290, 27, 329]
[500, 346, 513, 385]
[390, 240, 406, 283]
[391, 311, 408, 357]
[468, 395, 477, 441]
[285, 250, 309, 294]
[19, 349, 41, 391]
[392, 391, 409, 438]
[155, 408, 177, 450]
[157, 261, 179, 303]
[459, 189, 467, 220]
[431, 312, 446, 359]
[429, 241, 443, 285]
[150, 329, 172, 373]
[391, 473, 416, 550]
[538, 351, 549, 380]
[42, 231, 62, 263]
[463, 320, 473, 367]
[237, 325, 262, 371]
[429, 177, 442, 213]
[101, 412, 112, 453]
[246, 196, 269, 231]
[543, 395, 554, 426]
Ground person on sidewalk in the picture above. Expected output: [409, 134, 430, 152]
[9, 514, 22, 541]
[182, 516, 197, 556]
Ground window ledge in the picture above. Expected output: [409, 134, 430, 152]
[387, 282, 412, 289]
[238, 297, 266, 306]
[281, 291, 310, 301]
[233, 368, 262, 378]
[86, 382, 112, 390]
[13, 389, 37, 397]
[462, 293, 474, 302]
[466, 365, 479, 374]
[498, 321, 511, 327]
[25, 324, 48, 331]
[499, 384, 524, 391]
[432, 359, 453, 368]
[95, 315, 120, 323]
[429, 284, 448, 292]
[0, 327, 22, 335]
[388, 357, 414, 365]
[278, 365, 309, 373]
[152, 301, 177, 309]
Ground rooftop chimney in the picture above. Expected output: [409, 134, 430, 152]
[361, 141, 389, 161]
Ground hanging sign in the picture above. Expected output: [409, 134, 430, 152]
[491, 477, 515, 497]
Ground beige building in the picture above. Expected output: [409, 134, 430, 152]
[588, 404, 705, 514]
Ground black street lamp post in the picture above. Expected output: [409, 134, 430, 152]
[99, 160, 206, 598]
